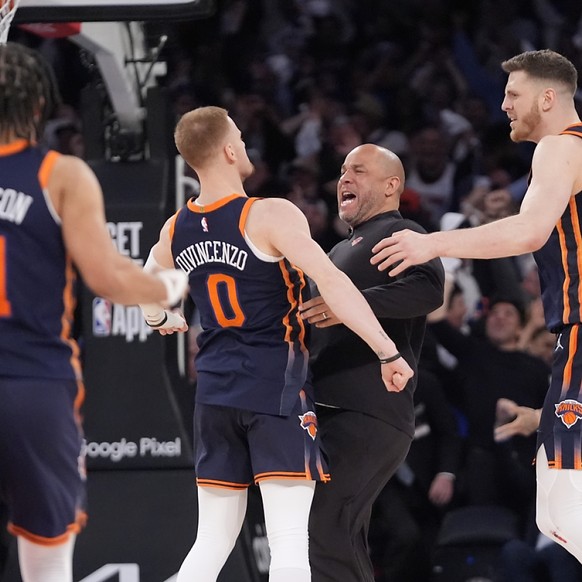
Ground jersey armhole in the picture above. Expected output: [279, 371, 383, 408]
[168, 208, 182, 243]
[38, 150, 61, 190]
[38, 150, 62, 224]
[238, 197, 259, 235]
[239, 198, 283, 262]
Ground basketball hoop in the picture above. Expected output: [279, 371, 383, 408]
[19, 22, 81, 39]
[0, 0, 20, 45]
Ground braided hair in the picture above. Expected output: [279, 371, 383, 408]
[0, 42, 61, 142]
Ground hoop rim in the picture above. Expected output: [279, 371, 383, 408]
[13, 0, 215, 23]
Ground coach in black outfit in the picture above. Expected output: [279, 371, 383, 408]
[300, 143, 444, 582]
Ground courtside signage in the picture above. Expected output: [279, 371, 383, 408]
[83, 437, 182, 462]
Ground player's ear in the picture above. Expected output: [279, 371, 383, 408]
[224, 142, 236, 164]
[541, 88, 555, 111]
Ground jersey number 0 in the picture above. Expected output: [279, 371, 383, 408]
[207, 273, 245, 327]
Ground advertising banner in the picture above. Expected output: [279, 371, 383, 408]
[80, 160, 194, 470]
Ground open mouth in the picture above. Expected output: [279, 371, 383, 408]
[340, 191, 356, 207]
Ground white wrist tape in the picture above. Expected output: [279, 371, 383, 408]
[140, 302, 165, 321]
[144, 309, 187, 330]
[144, 249, 189, 308]
[144, 249, 162, 273]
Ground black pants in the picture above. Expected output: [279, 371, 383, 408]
[309, 408, 412, 582]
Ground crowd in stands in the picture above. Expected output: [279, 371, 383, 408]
[11, 0, 582, 580]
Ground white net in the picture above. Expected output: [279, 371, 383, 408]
[0, 0, 21, 45]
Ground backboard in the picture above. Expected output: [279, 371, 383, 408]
[13, 0, 216, 23]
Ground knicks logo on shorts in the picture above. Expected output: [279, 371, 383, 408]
[299, 411, 318, 441]
[554, 399, 582, 428]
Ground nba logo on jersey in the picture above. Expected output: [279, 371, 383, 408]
[201, 217, 209, 232]
[92, 297, 112, 336]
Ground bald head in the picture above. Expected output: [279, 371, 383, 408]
[347, 144, 405, 194]
[337, 143, 406, 227]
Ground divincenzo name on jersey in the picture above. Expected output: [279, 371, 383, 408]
[175, 240, 248, 274]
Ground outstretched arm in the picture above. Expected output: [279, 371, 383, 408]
[370, 135, 579, 276]
[56, 155, 187, 306]
[248, 198, 414, 392]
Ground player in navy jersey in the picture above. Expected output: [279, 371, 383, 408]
[371, 49, 582, 563]
[0, 42, 187, 582]
[139, 106, 413, 582]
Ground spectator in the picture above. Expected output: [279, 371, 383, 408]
[428, 290, 549, 529]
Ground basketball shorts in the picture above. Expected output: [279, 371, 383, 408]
[538, 324, 582, 469]
[0, 378, 86, 543]
[194, 389, 330, 489]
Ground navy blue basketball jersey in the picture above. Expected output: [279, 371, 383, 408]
[534, 124, 582, 333]
[170, 194, 311, 416]
[535, 124, 582, 469]
[0, 141, 81, 381]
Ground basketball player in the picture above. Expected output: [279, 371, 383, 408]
[371, 49, 582, 563]
[0, 42, 188, 582]
[140, 106, 413, 582]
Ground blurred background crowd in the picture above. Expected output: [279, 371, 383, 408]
[10, 0, 582, 580]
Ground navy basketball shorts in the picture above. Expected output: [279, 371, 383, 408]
[194, 389, 330, 489]
[539, 324, 582, 469]
[0, 378, 86, 542]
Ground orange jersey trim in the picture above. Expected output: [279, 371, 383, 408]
[278, 260, 308, 354]
[38, 150, 61, 190]
[560, 122, 582, 136]
[187, 193, 245, 214]
[196, 478, 250, 490]
[571, 198, 582, 323]
[0, 139, 29, 156]
[238, 197, 260, 236]
[557, 216, 571, 323]
[0, 236, 9, 317]
[561, 329, 578, 399]
[168, 209, 182, 242]
[254, 471, 331, 484]
[60, 255, 82, 381]
[8, 511, 87, 546]
[74, 379, 86, 426]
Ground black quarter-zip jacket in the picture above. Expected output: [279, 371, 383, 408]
[309, 211, 445, 437]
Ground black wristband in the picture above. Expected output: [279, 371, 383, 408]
[145, 311, 168, 328]
[379, 352, 401, 364]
